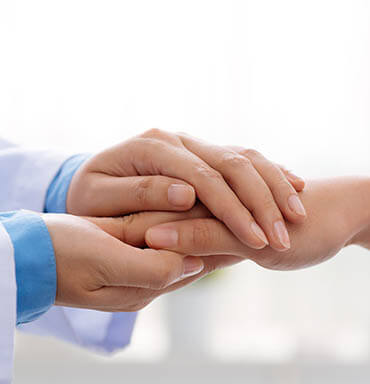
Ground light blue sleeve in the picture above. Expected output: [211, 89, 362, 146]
[0, 141, 137, 355]
[29, 152, 138, 353]
[45, 154, 91, 213]
[0, 210, 56, 325]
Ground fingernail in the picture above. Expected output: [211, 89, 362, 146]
[288, 195, 306, 217]
[251, 222, 269, 247]
[168, 184, 195, 207]
[183, 257, 204, 278]
[274, 221, 291, 249]
[146, 226, 178, 248]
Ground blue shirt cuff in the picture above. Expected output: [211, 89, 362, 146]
[45, 154, 91, 213]
[0, 210, 56, 324]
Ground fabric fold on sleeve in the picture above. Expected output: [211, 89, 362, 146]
[19, 307, 138, 354]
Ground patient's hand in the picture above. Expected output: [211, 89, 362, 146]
[67, 129, 306, 251]
[145, 177, 370, 270]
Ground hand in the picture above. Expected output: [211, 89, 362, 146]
[67, 129, 306, 251]
[43, 206, 234, 312]
[145, 177, 370, 271]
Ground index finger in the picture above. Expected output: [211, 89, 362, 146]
[131, 140, 269, 250]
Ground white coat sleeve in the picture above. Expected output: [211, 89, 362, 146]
[0, 223, 16, 384]
[0, 138, 137, 369]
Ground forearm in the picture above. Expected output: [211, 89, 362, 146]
[349, 177, 370, 249]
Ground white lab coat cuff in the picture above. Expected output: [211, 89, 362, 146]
[0, 147, 70, 212]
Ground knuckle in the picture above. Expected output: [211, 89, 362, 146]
[134, 133, 176, 161]
[121, 213, 136, 229]
[120, 213, 142, 244]
[141, 128, 166, 139]
[134, 178, 154, 204]
[240, 148, 261, 159]
[140, 128, 178, 144]
[218, 152, 251, 170]
[195, 165, 223, 181]
[189, 220, 213, 251]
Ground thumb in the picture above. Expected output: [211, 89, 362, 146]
[70, 175, 196, 216]
[83, 203, 212, 247]
[104, 246, 205, 290]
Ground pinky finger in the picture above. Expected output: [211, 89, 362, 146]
[278, 165, 305, 192]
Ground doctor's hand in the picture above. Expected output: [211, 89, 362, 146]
[66, 129, 306, 252]
[43, 207, 234, 312]
[145, 177, 370, 271]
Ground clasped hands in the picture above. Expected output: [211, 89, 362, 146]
[43, 129, 370, 312]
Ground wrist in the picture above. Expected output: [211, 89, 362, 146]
[45, 154, 91, 214]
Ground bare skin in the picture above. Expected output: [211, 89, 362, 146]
[44, 177, 370, 313]
[67, 129, 306, 251]
[42, 130, 311, 312]
[145, 177, 370, 271]
[43, 207, 234, 313]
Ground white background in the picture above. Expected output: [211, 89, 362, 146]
[1, 0, 370, 383]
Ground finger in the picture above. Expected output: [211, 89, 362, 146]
[88, 253, 242, 311]
[89, 266, 208, 311]
[152, 254, 241, 293]
[278, 165, 305, 192]
[179, 136, 291, 250]
[146, 218, 247, 256]
[56, 284, 152, 312]
[75, 174, 196, 216]
[146, 218, 291, 270]
[86, 285, 156, 312]
[227, 146, 305, 193]
[84, 203, 212, 247]
[131, 139, 269, 250]
[100, 238, 204, 290]
[227, 147, 306, 224]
